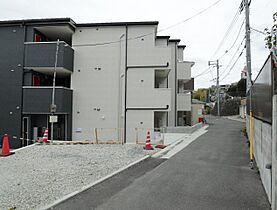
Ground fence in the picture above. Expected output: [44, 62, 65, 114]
[247, 54, 276, 124]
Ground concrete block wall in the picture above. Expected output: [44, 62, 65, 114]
[246, 115, 272, 204]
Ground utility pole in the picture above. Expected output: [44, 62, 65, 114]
[208, 60, 220, 116]
[50, 39, 60, 143]
[244, 0, 253, 166]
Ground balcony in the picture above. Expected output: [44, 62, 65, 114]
[177, 62, 192, 80]
[22, 87, 72, 114]
[177, 93, 191, 111]
[127, 88, 171, 110]
[24, 41, 74, 74]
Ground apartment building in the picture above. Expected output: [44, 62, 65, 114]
[167, 40, 194, 127]
[0, 18, 194, 148]
[0, 18, 75, 148]
[72, 22, 172, 143]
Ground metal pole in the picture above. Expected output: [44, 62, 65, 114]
[208, 60, 220, 116]
[216, 60, 220, 116]
[244, 0, 253, 164]
[50, 39, 60, 143]
[118, 34, 125, 143]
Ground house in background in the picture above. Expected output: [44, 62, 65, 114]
[191, 99, 206, 125]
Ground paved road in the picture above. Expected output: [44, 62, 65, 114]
[53, 117, 270, 210]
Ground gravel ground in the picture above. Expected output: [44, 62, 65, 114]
[0, 144, 155, 210]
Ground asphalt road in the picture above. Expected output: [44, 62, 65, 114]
[53, 117, 270, 210]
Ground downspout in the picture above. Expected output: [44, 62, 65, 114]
[124, 24, 128, 144]
[20, 22, 27, 146]
[175, 43, 177, 126]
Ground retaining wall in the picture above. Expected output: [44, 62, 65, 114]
[165, 123, 203, 134]
[246, 112, 273, 204]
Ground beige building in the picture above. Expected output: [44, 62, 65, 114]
[191, 99, 205, 125]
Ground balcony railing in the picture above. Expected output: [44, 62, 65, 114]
[24, 41, 74, 73]
[177, 93, 191, 111]
[22, 86, 72, 114]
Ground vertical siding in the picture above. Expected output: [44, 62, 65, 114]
[0, 25, 25, 148]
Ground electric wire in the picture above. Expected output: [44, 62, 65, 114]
[194, 66, 213, 78]
[217, 20, 245, 60]
[73, 0, 224, 47]
[196, 2, 244, 79]
[219, 36, 246, 77]
[210, 5, 242, 59]
[220, 48, 245, 82]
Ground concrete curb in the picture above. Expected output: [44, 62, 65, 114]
[39, 154, 150, 210]
[224, 116, 245, 123]
[152, 125, 209, 159]
[11, 143, 37, 152]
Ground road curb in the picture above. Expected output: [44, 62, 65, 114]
[39, 154, 150, 210]
[152, 125, 209, 159]
[11, 143, 37, 152]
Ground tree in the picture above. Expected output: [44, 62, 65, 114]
[227, 79, 246, 97]
[192, 88, 208, 102]
[265, 12, 277, 50]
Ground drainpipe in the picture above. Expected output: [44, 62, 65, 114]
[118, 33, 125, 143]
[175, 43, 177, 126]
[124, 25, 128, 144]
[21, 22, 27, 147]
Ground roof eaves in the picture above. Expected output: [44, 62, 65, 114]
[77, 21, 159, 27]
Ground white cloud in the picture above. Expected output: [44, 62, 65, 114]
[0, 0, 276, 89]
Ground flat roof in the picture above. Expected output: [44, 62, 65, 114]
[156, 36, 170, 39]
[169, 39, 181, 43]
[0, 18, 76, 26]
[77, 21, 159, 27]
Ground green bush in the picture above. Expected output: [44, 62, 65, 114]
[241, 127, 248, 138]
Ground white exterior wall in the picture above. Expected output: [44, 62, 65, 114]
[167, 42, 177, 127]
[72, 24, 172, 143]
[127, 26, 171, 66]
[177, 93, 191, 111]
[127, 68, 171, 108]
[177, 62, 192, 80]
[177, 47, 184, 61]
[126, 110, 153, 143]
[72, 26, 126, 141]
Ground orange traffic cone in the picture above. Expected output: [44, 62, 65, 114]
[144, 131, 153, 150]
[1, 134, 14, 157]
[42, 128, 49, 143]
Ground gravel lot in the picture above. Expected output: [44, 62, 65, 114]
[0, 144, 155, 210]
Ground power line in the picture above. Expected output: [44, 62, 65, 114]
[219, 36, 245, 77]
[194, 67, 213, 78]
[217, 20, 245, 60]
[73, 0, 224, 47]
[220, 48, 245, 82]
[158, 0, 223, 33]
[210, 5, 242, 59]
